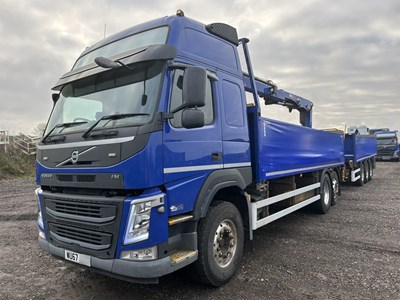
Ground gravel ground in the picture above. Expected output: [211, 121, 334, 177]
[0, 162, 399, 299]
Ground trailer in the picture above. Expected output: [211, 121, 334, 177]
[343, 133, 377, 186]
[36, 11, 363, 286]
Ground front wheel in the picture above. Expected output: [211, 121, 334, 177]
[192, 201, 244, 286]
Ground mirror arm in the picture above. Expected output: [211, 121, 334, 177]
[170, 103, 187, 114]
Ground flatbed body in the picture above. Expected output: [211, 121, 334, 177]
[251, 116, 344, 181]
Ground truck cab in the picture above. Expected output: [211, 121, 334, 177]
[376, 131, 399, 161]
[36, 13, 253, 284]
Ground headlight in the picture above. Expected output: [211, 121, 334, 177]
[124, 194, 164, 245]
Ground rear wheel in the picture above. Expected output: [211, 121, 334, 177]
[363, 161, 368, 184]
[356, 163, 364, 186]
[192, 201, 244, 286]
[330, 171, 340, 206]
[313, 173, 332, 214]
[367, 160, 372, 181]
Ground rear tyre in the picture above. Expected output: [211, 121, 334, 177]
[313, 173, 332, 214]
[330, 171, 340, 206]
[192, 201, 244, 286]
[367, 160, 372, 181]
[356, 163, 364, 186]
[363, 161, 368, 184]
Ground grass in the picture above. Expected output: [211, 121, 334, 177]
[0, 146, 36, 179]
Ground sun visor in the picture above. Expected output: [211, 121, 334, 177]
[52, 44, 176, 90]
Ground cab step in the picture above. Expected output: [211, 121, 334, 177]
[168, 215, 193, 225]
[169, 250, 197, 264]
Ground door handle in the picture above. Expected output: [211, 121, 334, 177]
[211, 152, 222, 162]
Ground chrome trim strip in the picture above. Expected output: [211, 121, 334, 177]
[355, 154, 377, 162]
[56, 146, 96, 167]
[38, 136, 135, 150]
[224, 162, 251, 168]
[164, 164, 223, 174]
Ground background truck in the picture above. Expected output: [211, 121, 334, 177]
[375, 130, 399, 162]
[36, 11, 356, 286]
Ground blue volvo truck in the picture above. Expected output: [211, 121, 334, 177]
[375, 131, 399, 162]
[36, 11, 349, 286]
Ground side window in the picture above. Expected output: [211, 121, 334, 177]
[170, 69, 215, 128]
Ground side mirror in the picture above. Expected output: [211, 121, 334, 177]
[182, 109, 205, 129]
[182, 66, 207, 108]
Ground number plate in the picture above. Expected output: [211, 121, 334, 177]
[65, 250, 91, 267]
[382, 156, 391, 160]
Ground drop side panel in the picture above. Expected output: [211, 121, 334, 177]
[254, 117, 344, 182]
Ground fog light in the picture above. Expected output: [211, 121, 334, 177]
[121, 246, 158, 261]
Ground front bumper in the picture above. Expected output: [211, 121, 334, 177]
[38, 236, 197, 283]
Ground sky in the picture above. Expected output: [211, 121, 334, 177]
[0, 0, 399, 135]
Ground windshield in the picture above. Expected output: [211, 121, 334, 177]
[45, 60, 164, 137]
[377, 138, 397, 145]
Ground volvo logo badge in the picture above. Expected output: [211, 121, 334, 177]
[56, 146, 96, 167]
[71, 151, 79, 164]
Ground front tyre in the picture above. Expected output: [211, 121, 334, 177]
[193, 201, 244, 286]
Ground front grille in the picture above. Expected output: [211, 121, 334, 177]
[57, 175, 73, 182]
[56, 174, 96, 183]
[46, 198, 117, 222]
[49, 223, 112, 250]
[378, 150, 394, 156]
[55, 201, 101, 218]
[77, 175, 96, 182]
[42, 192, 124, 259]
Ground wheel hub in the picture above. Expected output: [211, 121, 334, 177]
[213, 219, 237, 268]
[323, 182, 330, 205]
[332, 179, 339, 195]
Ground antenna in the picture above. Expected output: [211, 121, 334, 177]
[104, 23, 107, 38]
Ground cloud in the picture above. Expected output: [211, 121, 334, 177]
[0, 0, 399, 134]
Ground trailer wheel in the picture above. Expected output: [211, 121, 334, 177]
[367, 160, 373, 181]
[330, 171, 340, 206]
[356, 163, 364, 186]
[192, 201, 244, 286]
[363, 161, 368, 184]
[313, 173, 332, 214]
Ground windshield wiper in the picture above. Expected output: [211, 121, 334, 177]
[42, 121, 88, 143]
[82, 113, 149, 138]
